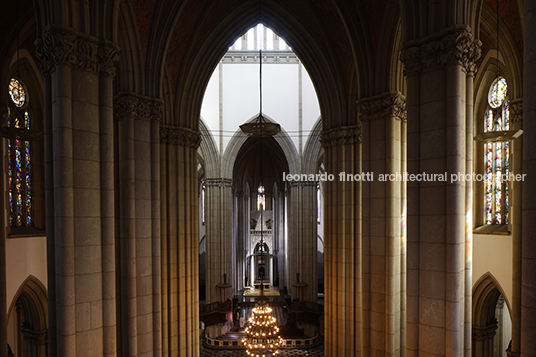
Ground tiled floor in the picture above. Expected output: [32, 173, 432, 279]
[200, 344, 324, 356]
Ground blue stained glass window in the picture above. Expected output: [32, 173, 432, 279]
[7, 78, 32, 226]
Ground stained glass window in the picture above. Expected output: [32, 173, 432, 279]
[9, 78, 26, 108]
[7, 78, 32, 226]
[484, 77, 509, 225]
[257, 185, 265, 211]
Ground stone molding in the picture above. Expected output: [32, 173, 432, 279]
[160, 125, 201, 148]
[35, 26, 119, 76]
[357, 92, 407, 122]
[510, 99, 523, 124]
[400, 29, 481, 75]
[287, 180, 317, 188]
[204, 178, 233, 188]
[320, 124, 362, 148]
[114, 94, 164, 122]
[472, 322, 498, 341]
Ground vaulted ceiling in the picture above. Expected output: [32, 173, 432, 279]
[0, 0, 526, 126]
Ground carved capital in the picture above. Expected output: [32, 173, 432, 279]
[22, 327, 48, 346]
[35, 26, 119, 76]
[98, 44, 120, 77]
[160, 125, 201, 148]
[204, 178, 233, 188]
[401, 29, 481, 75]
[510, 99, 523, 124]
[357, 92, 407, 122]
[320, 125, 362, 148]
[114, 94, 163, 122]
[472, 322, 498, 341]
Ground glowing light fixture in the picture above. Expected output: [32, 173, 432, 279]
[242, 299, 283, 356]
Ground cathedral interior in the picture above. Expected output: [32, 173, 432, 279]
[0, 0, 536, 356]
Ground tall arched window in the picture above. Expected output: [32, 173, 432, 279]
[7, 78, 33, 226]
[484, 77, 509, 225]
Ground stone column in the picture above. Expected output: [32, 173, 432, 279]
[160, 126, 200, 357]
[289, 181, 318, 302]
[321, 125, 362, 355]
[400, 29, 481, 356]
[522, 0, 536, 355]
[508, 98, 523, 357]
[358, 92, 406, 356]
[204, 178, 233, 304]
[114, 94, 163, 356]
[472, 322, 497, 356]
[35, 25, 119, 357]
[272, 189, 283, 288]
[233, 191, 249, 293]
[465, 62, 476, 357]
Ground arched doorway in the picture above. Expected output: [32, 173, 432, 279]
[7, 276, 48, 356]
[472, 273, 512, 357]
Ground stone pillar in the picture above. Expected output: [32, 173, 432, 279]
[204, 178, 233, 303]
[114, 94, 163, 356]
[465, 62, 476, 357]
[472, 322, 497, 356]
[35, 25, 119, 357]
[358, 92, 406, 356]
[508, 98, 523, 357]
[234, 191, 249, 293]
[522, 0, 536, 355]
[321, 125, 362, 355]
[272, 190, 284, 289]
[160, 126, 200, 357]
[400, 29, 481, 356]
[289, 181, 318, 302]
[494, 297, 505, 355]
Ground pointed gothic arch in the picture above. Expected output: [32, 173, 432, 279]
[472, 272, 512, 357]
[7, 275, 48, 357]
[223, 113, 299, 180]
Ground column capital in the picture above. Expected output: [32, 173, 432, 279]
[35, 25, 120, 76]
[160, 125, 201, 148]
[204, 178, 233, 188]
[400, 28, 481, 75]
[510, 98, 523, 124]
[471, 322, 498, 341]
[22, 328, 48, 346]
[114, 93, 164, 122]
[320, 124, 362, 148]
[357, 92, 407, 122]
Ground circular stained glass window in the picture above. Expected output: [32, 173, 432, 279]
[488, 77, 507, 109]
[8, 78, 26, 108]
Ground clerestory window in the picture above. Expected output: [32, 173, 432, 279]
[7, 78, 33, 226]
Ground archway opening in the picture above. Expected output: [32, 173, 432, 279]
[472, 274, 512, 357]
